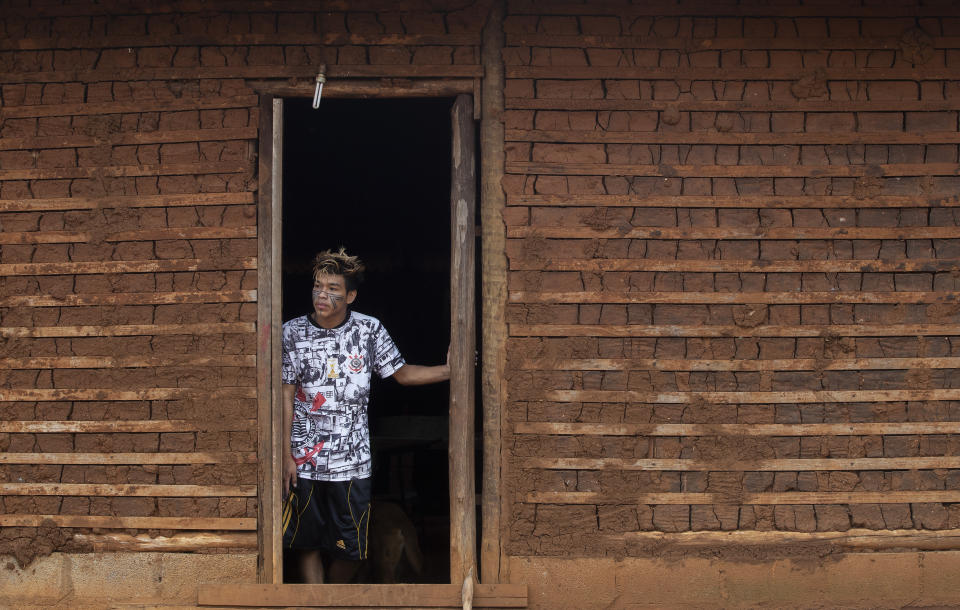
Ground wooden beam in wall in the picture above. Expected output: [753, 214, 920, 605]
[0, 420, 255, 433]
[506, 34, 960, 50]
[0, 257, 257, 276]
[508, 324, 960, 338]
[509, 291, 960, 305]
[506, 226, 960, 240]
[506, 66, 960, 80]
[506, 98, 960, 112]
[514, 422, 960, 437]
[3, 33, 480, 51]
[0, 291, 256, 307]
[509, 258, 960, 273]
[516, 357, 960, 373]
[0, 483, 256, 496]
[0, 322, 255, 337]
[507, 194, 960, 209]
[521, 456, 960, 472]
[507, 162, 960, 178]
[0, 452, 256, 465]
[0, 127, 258, 151]
[544, 389, 960, 404]
[0, 161, 250, 181]
[0, 192, 254, 212]
[0, 227, 255, 245]
[524, 490, 960, 505]
[74, 532, 257, 552]
[615, 529, 960, 552]
[0, 96, 259, 119]
[0, 514, 255, 530]
[507, 129, 960, 145]
[198, 583, 528, 608]
[5, 65, 483, 85]
[0, 387, 255, 401]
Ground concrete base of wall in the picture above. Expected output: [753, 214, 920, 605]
[0, 552, 256, 608]
[508, 552, 960, 608]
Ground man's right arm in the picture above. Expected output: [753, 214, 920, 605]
[282, 383, 297, 493]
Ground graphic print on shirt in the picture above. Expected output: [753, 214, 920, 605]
[281, 311, 405, 481]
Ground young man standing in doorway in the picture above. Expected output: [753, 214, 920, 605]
[280, 247, 449, 583]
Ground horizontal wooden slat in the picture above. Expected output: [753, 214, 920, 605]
[508, 226, 960, 240]
[545, 389, 960, 404]
[0, 127, 258, 151]
[0, 355, 256, 370]
[74, 532, 257, 552]
[0, 95, 259, 119]
[524, 490, 960, 505]
[0, 419, 255, 433]
[506, 66, 960, 80]
[6, 65, 483, 84]
[0, 322, 254, 337]
[0, 483, 255, 497]
[0, 387, 255, 401]
[509, 324, 960, 338]
[519, 357, 960, 372]
[0, 161, 250, 181]
[0, 192, 254, 212]
[4, 1, 438, 16]
[507, 162, 960, 177]
[0, 290, 256, 307]
[508, 194, 960, 209]
[522, 456, 960, 472]
[0, 514, 255, 530]
[514, 421, 960, 437]
[506, 98, 960, 113]
[0, 452, 256, 464]
[615, 529, 960, 551]
[508, 3, 959, 17]
[510, 258, 960, 273]
[0, 257, 257, 276]
[506, 34, 960, 50]
[198, 583, 528, 608]
[507, 129, 960, 145]
[509, 291, 958, 304]
[0, 226, 255, 244]
[4, 33, 479, 51]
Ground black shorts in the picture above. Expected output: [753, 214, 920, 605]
[282, 477, 371, 560]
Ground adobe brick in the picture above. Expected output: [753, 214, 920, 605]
[630, 49, 658, 67]
[868, 81, 919, 101]
[97, 48, 137, 69]
[412, 46, 453, 64]
[537, 79, 603, 98]
[568, 176, 605, 194]
[580, 16, 620, 35]
[906, 111, 957, 132]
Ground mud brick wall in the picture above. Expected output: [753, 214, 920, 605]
[0, 0, 482, 568]
[501, 2, 960, 558]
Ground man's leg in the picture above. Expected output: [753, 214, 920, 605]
[299, 549, 325, 584]
[327, 559, 360, 583]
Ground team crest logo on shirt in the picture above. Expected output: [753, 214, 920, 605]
[348, 353, 364, 373]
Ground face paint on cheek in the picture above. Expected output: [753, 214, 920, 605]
[312, 289, 345, 308]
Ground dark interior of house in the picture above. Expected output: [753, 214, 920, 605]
[281, 96, 455, 583]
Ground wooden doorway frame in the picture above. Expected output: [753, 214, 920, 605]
[255, 80, 482, 588]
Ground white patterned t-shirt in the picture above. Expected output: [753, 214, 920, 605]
[281, 311, 405, 481]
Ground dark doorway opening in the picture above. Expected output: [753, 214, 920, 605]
[280, 97, 453, 584]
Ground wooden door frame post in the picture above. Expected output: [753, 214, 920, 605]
[449, 93, 478, 586]
[480, 0, 505, 585]
[256, 96, 284, 583]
